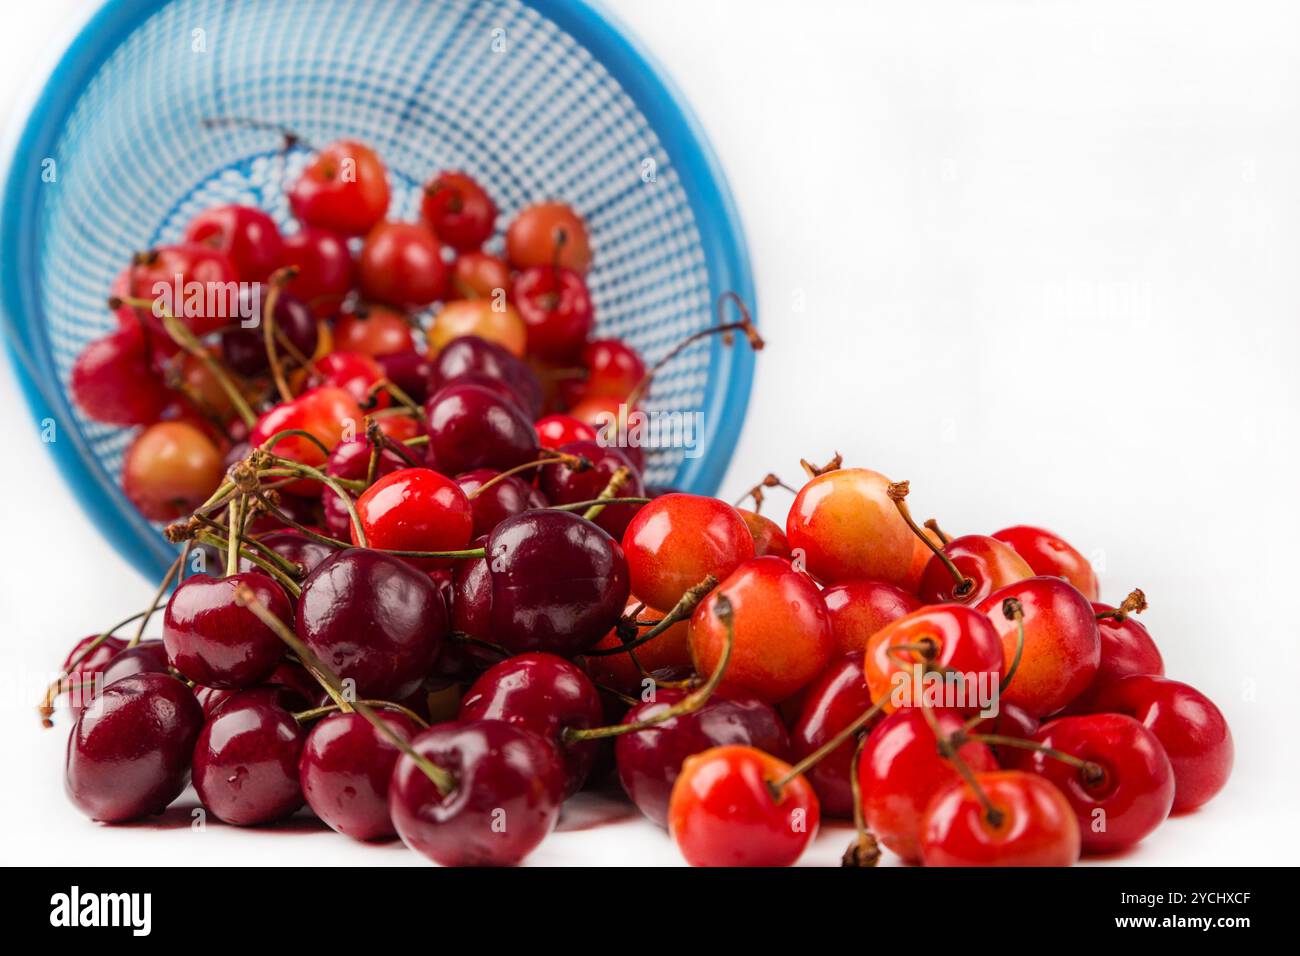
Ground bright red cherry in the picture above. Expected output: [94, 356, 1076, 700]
[512, 266, 594, 361]
[535, 413, 596, 450]
[321, 436, 408, 539]
[786, 468, 914, 586]
[791, 652, 877, 818]
[122, 421, 224, 521]
[506, 201, 591, 273]
[622, 493, 755, 612]
[975, 577, 1100, 717]
[992, 525, 1099, 600]
[333, 304, 415, 357]
[737, 508, 791, 559]
[450, 251, 511, 299]
[668, 745, 818, 867]
[863, 605, 1004, 714]
[112, 243, 239, 342]
[1015, 713, 1174, 854]
[299, 710, 420, 841]
[351, 467, 473, 565]
[71, 324, 173, 425]
[279, 227, 356, 319]
[162, 573, 292, 688]
[572, 338, 645, 403]
[420, 171, 496, 251]
[289, 140, 390, 236]
[822, 579, 921, 657]
[248, 386, 364, 496]
[1068, 599, 1164, 711]
[858, 707, 998, 862]
[918, 534, 1034, 606]
[183, 204, 284, 282]
[359, 221, 448, 309]
[1089, 675, 1233, 813]
[920, 770, 1081, 867]
[689, 556, 833, 704]
[309, 351, 388, 408]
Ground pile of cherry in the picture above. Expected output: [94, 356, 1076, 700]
[46, 137, 1232, 868]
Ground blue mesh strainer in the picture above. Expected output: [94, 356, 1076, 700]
[0, 0, 755, 581]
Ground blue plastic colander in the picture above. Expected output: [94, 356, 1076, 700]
[0, 0, 755, 582]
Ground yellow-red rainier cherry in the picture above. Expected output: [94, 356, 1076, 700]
[785, 468, 914, 585]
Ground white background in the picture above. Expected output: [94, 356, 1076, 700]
[2, 0, 1297, 866]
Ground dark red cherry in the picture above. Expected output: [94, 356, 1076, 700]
[297, 549, 447, 699]
[512, 266, 594, 361]
[450, 537, 493, 642]
[194, 660, 323, 718]
[424, 382, 539, 475]
[322, 436, 408, 539]
[57, 635, 128, 717]
[192, 688, 306, 825]
[279, 227, 356, 319]
[220, 285, 319, 377]
[240, 529, 335, 579]
[65, 673, 203, 822]
[429, 336, 543, 420]
[539, 439, 644, 539]
[420, 171, 496, 251]
[614, 688, 790, 827]
[183, 204, 284, 282]
[98, 639, 171, 688]
[289, 140, 390, 236]
[299, 710, 420, 841]
[162, 573, 292, 688]
[472, 510, 630, 657]
[455, 468, 548, 538]
[70, 324, 173, 425]
[458, 653, 603, 796]
[375, 349, 433, 405]
[389, 719, 564, 866]
[790, 652, 876, 819]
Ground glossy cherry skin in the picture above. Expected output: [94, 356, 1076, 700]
[220, 285, 319, 377]
[690, 556, 833, 705]
[421, 171, 496, 251]
[162, 573, 292, 688]
[428, 299, 527, 356]
[1015, 713, 1174, 854]
[1067, 605, 1164, 712]
[458, 653, 603, 796]
[299, 710, 419, 840]
[184, 204, 283, 282]
[918, 534, 1034, 606]
[289, 140, 390, 236]
[351, 467, 473, 566]
[992, 525, 1098, 600]
[474, 510, 630, 657]
[572, 337, 645, 402]
[858, 707, 999, 862]
[65, 673, 203, 822]
[790, 652, 877, 819]
[122, 421, 224, 521]
[583, 597, 692, 696]
[822, 579, 921, 656]
[98, 640, 171, 687]
[113, 243, 238, 341]
[864, 605, 1004, 714]
[195, 660, 323, 717]
[451, 251, 511, 299]
[786, 468, 914, 586]
[239, 530, 335, 579]
[297, 549, 447, 699]
[512, 266, 594, 361]
[333, 304, 415, 357]
[375, 349, 433, 406]
[424, 382, 539, 476]
[920, 770, 1081, 867]
[249, 386, 364, 496]
[455, 468, 548, 538]
[615, 689, 790, 827]
[389, 718, 565, 866]
[976, 576, 1100, 717]
[360, 221, 448, 309]
[279, 227, 355, 319]
[737, 509, 791, 560]
[1090, 676, 1232, 813]
[192, 688, 306, 825]
[430, 335, 543, 420]
[621, 493, 754, 612]
[321, 436, 407, 539]
[539, 440, 645, 539]
[668, 745, 818, 867]
[71, 324, 173, 425]
[506, 202, 591, 273]
[535, 413, 596, 450]
[58, 635, 128, 717]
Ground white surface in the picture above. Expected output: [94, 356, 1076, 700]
[2, 0, 1298, 866]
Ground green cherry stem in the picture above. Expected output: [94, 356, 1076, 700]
[582, 466, 631, 522]
[771, 694, 888, 795]
[581, 575, 717, 657]
[293, 699, 429, 730]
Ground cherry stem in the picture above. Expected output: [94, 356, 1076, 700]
[548, 497, 651, 513]
[128, 552, 185, 648]
[365, 418, 425, 470]
[194, 532, 303, 598]
[469, 452, 587, 500]
[225, 495, 244, 578]
[771, 695, 888, 793]
[581, 575, 717, 657]
[293, 699, 429, 730]
[257, 428, 332, 461]
[626, 292, 764, 411]
[732, 473, 796, 513]
[1096, 588, 1148, 622]
[999, 598, 1025, 692]
[36, 609, 150, 726]
[261, 454, 368, 547]
[262, 269, 295, 403]
[583, 466, 631, 522]
[799, 452, 843, 479]
[962, 732, 1105, 786]
[924, 518, 951, 546]
[842, 735, 881, 867]
[200, 116, 308, 151]
[564, 592, 734, 743]
[887, 481, 974, 599]
[367, 379, 425, 420]
[233, 584, 455, 796]
[920, 702, 1004, 828]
